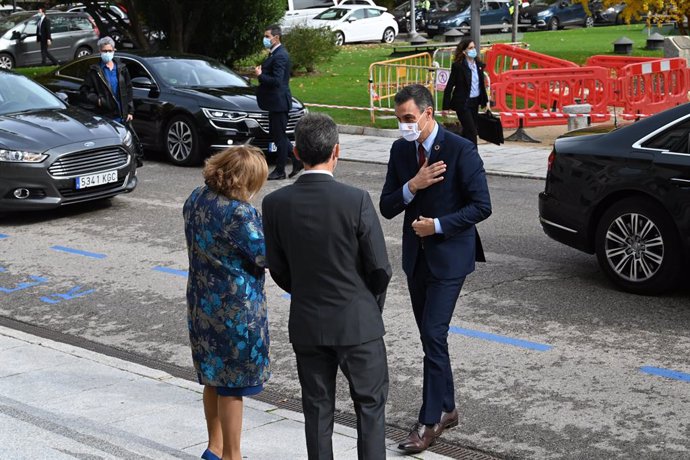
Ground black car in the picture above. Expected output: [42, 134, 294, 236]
[35, 52, 307, 166]
[0, 70, 137, 212]
[520, 0, 594, 30]
[592, 1, 628, 25]
[539, 104, 690, 295]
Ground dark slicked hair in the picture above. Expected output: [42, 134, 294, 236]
[266, 24, 282, 37]
[294, 113, 339, 167]
[394, 84, 434, 114]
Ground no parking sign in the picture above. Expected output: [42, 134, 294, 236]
[435, 69, 450, 91]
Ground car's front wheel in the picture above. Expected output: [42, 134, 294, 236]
[164, 115, 202, 166]
[0, 52, 14, 70]
[595, 197, 682, 295]
[335, 31, 345, 46]
[584, 16, 594, 28]
[382, 27, 396, 43]
[547, 17, 559, 30]
[500, 20, 511, 33]
[74, 46, 92, 60]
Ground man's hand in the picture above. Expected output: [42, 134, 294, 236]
[412, 216, 436, 237]
[254, 65, 262, 77]
[47, 39, 52, 46]
[408, 159, 446, 194]
[126, 114, 133, 122]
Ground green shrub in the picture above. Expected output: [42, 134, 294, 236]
[283, 25, 340, 74]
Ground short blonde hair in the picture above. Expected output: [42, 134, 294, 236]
[202, 146, 268, 201]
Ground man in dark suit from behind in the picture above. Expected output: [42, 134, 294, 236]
[262, 113, 392, 459]
[380, 84, 492, 454]
[255, 24, 303, 181]
[36, 6, 58, 66]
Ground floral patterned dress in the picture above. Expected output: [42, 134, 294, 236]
[183, 186, 270, 390]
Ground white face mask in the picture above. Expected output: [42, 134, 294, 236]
[398, 112, 429, 142]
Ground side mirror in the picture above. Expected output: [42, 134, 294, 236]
[131, 76, 156, 89]
[347, 17, 358, 22]
[10, 30, 21, 40]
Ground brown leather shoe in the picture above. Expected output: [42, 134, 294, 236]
[440, 408, 459, 430]
[398, 422, 443, 453]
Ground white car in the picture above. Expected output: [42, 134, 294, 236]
[309, 5, 398, 45]
[282, 0, 377, 30]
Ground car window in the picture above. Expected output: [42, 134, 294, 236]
[350, 8, 366, 19]
[0, 12, 33, 34]
[0, 72, 63, 114]
[22, 17, 39, 35]
[51, 15, 70, 33]
[122, 59, 154, 82]
[366, 8, 382, 17]
[148, 58, 248, 88]
[294, 0, 334, 9]
[70, 16, 93, 31]
[642, 118, 690, 154]
[314, 7, 349, 19]
[58, 57, 96, 80]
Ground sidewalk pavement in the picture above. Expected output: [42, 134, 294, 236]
[337, 126, 553, 179]
[0, 326, 450, 460]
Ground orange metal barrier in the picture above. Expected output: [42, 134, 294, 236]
[491, 66, 611, 128]
[484, 43, 578, 84]
[369, 52, 434, 122]
[618, 58, 690, 119]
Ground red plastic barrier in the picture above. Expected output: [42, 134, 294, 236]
[484, 43, 578, 84]
[491, 67, 611, 128]
[619, 58, 690, 119]
[585, 55, 663, 105]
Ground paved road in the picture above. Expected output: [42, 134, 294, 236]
[1, 159, 689, 459]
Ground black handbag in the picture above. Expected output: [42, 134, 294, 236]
[476, 110, 504, 145]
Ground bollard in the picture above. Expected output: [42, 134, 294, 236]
[444, 28, 463, 43]
[563, 104, 592, 131]
[613, 36, 634, 55]
[646, 33, 664, 50]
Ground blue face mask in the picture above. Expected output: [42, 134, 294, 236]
[100, 51, 114, 63]
[466, 48, 477, 59]
[263, 37, 272, 49]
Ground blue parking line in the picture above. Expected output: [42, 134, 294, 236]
[0, 267, 5, 272]
[50, 245, 106, 259]
[640, 366, 690, 383]
[0, 234, 8, 239]
[153, 266, 188, 277]
[449, 326, 552, 352]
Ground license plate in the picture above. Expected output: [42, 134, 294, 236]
[75, 170, 119, 189]
[520, 18, 531, 24]
[427, 24, 438, 29]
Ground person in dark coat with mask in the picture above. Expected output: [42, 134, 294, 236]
[442, 38, 489, 145]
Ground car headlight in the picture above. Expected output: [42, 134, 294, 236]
[122, 129, 134, 148]
[202, 108, 248, 121]
[606, 7, 615, 13]
[0, 150, 47, 162]
[537, 10, 550, 17]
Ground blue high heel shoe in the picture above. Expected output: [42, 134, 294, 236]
[201, 448, 221, 460]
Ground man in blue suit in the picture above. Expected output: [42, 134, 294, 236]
[255, 24, 303, 180]
[380, 84, 491, 454]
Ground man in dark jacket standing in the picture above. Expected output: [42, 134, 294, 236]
[255, 24, 302, 180]
[80, 36, 141, 166]
[36, 6, 58, 66]
[263, 113, 391, 459]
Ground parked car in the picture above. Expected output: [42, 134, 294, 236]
[0, 11, 98, 69]
[0, 70, 137, 212]
[35, 52, 307, 166]
[0, 5, 23, 16]
[310, 5, 398, 45]
[282, 0, 377, 30]
[426, 0, 512, 36]
[539, 104, 690, 295]
[392, 0, 465, 32]
[592, 1, 629, 25]
[520, 0, 593, 30]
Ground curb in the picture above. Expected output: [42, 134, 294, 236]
[337, 124, 399, 138]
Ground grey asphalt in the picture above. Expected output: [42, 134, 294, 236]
[0, 132, 552, 459]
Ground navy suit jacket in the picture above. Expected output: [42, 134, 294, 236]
[256, 45, 292, 113]
[380, 126, 491, 280]
[442, 58, 489, 111]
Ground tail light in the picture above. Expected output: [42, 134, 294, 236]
[88, 16, 100, 37]
[547, 148, 555, 173]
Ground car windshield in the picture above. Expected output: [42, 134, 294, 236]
[147, 58, 249, 88]
[0, 72, 64, 115]
[314, 8, 350, 20]
[0, 11, 34, 33]
[531, 0, 558, 6]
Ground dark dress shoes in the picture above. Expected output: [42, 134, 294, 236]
[288, 161, 304, 178]
[398, 422, 443, 453]
[440, 408, 459, 430]
[267, 169, 286, 180]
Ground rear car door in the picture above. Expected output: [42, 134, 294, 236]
[46, 14, 72, 63]
[15, 17, 40, 66]
[120, 57, 165, 147]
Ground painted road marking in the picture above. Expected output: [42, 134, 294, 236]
[40, 286, 95, 304]
[0, 234, 8, 239]
[0, 276, 49, 294]
[51, 246, 106, 259]
[0, 267, 5, 273]
[153, 266, 188, 277]
[640, 366, 690, 383]
[450, 326, 552, 352]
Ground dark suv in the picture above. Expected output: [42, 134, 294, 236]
[0, 11, 98, 69]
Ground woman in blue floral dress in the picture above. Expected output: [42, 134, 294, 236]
[183, 145, 269, 460]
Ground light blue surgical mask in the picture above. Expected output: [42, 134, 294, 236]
[100, 51, 114, 63]
[263, 37, 272, 49]
[466, 48, 477, 59]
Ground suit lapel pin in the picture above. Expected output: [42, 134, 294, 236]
[434, 145, 440, 151]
